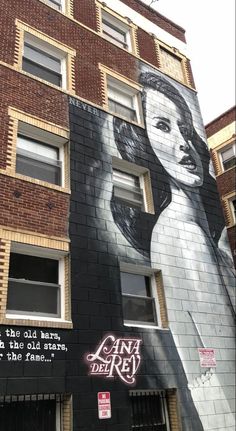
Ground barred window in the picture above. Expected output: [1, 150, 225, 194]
[129, 390, 170, 431]
[0, 394, 66, 431]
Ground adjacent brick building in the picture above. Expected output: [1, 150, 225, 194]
[206, 106, 236, 267]
[0, 1, 235, 430]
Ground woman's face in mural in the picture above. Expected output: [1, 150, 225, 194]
[145, 89, 204, 187]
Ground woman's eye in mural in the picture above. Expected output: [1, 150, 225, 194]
[153, 118, 171, 133]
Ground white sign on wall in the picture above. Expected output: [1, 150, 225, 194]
[98, 392, 111, 419]
[198, 348, 216, 368]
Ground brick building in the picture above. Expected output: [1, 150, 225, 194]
[0, 1, 235, 430]
[206, 107, 236, 267]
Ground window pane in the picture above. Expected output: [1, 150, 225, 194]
[0, 399, 57, 431]
[121, 273, 150, 296]
[108, 86, 133, 107]
[222, 157, 236, 171]
[24, 44, 61, 73]
[108, 99, 137, 121]
[16, 136, 61, 185]
[16, 153, 61, 185]
[102, 20, 127, 48]
[9, 253, 58, 284]
[114, 186, 143, 207]
[7, 279, 59, 316]
[18, 136, 58, 160]
[22, 58, 62, 86]
[221, 146, 234, 161]
[113, 170, 143, 207]
[113, 170, 140, 188]
[47, 0, 62, 10]
[123, 295, 156, 323]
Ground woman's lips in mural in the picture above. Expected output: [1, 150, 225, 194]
[179, 155, 197, 171]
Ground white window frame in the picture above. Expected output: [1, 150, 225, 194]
[129, 390, 171, 431]
[101, 10, 132, 51]
[120, 263, 161, 329]
[219, 142, 236, 172]
[6, 243, 67, 322]
[113, 157, 149, 212]
[16, 121, 67, 187]
[107, 76, 142, 124]
[23, 32, 68, 89]
[229, 197, 236, 225]
[43, 0, 65, 12]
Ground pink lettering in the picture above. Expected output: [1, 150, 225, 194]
[85, 335, 142, 385]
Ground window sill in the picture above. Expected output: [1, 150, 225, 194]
[2, 315, 73, 329]
[2, 170, 71, 194]
[216, 165, 236, 176]
[35, 0, 73, 18]
[107, 108, 145, 129]
[13, 67, 76, 96]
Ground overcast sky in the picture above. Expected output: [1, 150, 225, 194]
[141, 0, 235, 125]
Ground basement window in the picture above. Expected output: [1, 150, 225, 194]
[0, 394, 71, 431]
[129, 390, 170, 430]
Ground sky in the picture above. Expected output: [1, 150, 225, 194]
[141, 0, 235, 125]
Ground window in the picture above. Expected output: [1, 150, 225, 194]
[112, 158, 154, 213]
[22, 33, 67, 87]
[121, 272, 157, 326]
[45, 0, 63, 10]
[219, 142, 236, 171]
[107, 76, 141, 123]
[6, 244, 66, 319]
[230, 197, 236, 224]
[0, 394, 71, 431]
[102, 10, 132, 51]
[129, 390, 170, 431]
[16, 121, 67, 186]
[159, 47, 185, 83]
[113, 169, 144, 209]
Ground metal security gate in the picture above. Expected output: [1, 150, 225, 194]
[0, 394, 63, 431]
[130, 390, 169, 431]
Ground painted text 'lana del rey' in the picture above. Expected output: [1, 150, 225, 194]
[86, 335, 142, 385]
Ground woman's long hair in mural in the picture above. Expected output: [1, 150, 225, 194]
[111, 71, 225, 258]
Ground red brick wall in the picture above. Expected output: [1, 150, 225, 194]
[137, 29, 159, 68]
[0, 0, 138, 105]
[73, 0, 98, 31]
[0, 65, 69, 169]
[206, 106, 236, 137]
[0, 175, 69, 237]
[216, 169, 235, 197]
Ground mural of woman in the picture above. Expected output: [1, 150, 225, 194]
[111, 68, 235, 429]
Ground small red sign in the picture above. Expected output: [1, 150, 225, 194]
[98, 392, 111, 419]
[198, 348, 216, 367]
